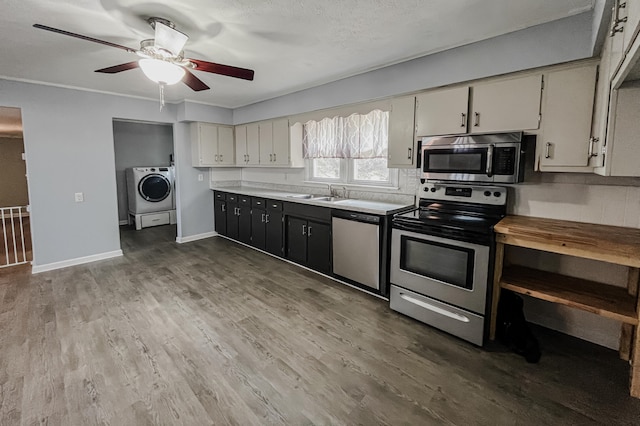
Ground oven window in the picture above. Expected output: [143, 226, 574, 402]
[400, 236, 474, 289]
[424, 148, 486, 173]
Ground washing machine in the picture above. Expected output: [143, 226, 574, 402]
[126, 166, 176, 229]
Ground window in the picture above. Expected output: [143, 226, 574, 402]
[303, 110, 398, 187]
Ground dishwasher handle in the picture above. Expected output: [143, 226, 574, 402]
[332, 210, 380, 224]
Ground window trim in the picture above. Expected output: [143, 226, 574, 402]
[306, 158, 399, 188]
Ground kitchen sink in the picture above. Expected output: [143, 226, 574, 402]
[310, 196, 346, 202]
[287, 194, 314, 199]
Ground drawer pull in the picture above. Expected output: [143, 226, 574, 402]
[400, 293, 470, 323]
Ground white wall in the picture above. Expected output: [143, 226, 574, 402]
[113, 120, 174, 222]
[0, 79, 232, 269]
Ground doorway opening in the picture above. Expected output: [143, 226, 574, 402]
[113, 119, 176, 253]
[0, 107, 32, 269]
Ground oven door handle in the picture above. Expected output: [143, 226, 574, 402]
[486, 144, 494, 177]
[399, 293, 471, 323]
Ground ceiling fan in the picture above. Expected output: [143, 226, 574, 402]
[33, 18, 254, 94]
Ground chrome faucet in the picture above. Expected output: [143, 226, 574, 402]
[329, 183, 349, 198]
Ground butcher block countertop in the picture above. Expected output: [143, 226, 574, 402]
[494, 215, 640, 268]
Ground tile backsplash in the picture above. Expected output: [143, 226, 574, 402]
[510, 172, 640, 228]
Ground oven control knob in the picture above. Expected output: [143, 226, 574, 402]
[484, 190, 491, 197]
[493, 191, 502, 197]
[430, 187, 436, 192]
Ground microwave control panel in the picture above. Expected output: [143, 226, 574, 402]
[494, 147, 516, 175]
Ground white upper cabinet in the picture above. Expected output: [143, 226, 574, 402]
[233, 119, 303, 168]
[217, 126, 235, 166]
[606, 84, 640, 176]
[538, 63, 598, 169]
[470, 74, 542, 134]
[235, 123, 260, 166]
[271, 119, 291, 166]
[191, 122, 235, 167]
[623, 0, 640, 50]
[388, 96, 417, 168]
[415, 87, 469, 137]
[234, 124, 247, 165]
[259, 121, 274, 164]
[414, 75, 541, 137]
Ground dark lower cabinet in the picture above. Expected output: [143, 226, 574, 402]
[265, 209, 284, 256]
[287, 217, 308, 264]
[238, 197, 252, 245]
[214, 192, 330, 272]
[287, 217, 331, 274]
[252, 198, 284, 256]
[218, 193, 250, 243]
[213, 192, 227, 235]
[251, 209, 266, 249]
[306, 221, 331, 273]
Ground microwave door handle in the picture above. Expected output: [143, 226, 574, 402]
[486, 144, 494, 177]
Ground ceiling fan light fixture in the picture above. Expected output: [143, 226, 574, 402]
[139, 58, 185, 85]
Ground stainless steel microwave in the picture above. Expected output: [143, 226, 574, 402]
[421, 132, 526, 183]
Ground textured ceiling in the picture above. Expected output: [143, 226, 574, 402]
[0, 0, 595, 108]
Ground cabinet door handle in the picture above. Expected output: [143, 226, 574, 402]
[221, 204, 226, 212]
[265, 214, 270, 223]
[273, 153, 277, 162]
[215, 154, 219, 162]
[610, 0, 627, 36]
[261, 213, 265, 223]
[307, 226, 312, 237]
[270, 153, 273, 162]
[302, 224, 307, 236]
[588, 137, 599, 158]
[474, 112, 480, 127]
[545, 142, 552, 159]
[461, 113, 466, 127]
[407, 147, 412, 160]
[236, 207, 240, 216]
[219, 154, 223, 162]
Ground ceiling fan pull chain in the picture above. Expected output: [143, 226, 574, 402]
[159, 83, 166, 110]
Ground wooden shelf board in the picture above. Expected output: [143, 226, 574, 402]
[500, 265, 638, 325]
[494, 216, 640, 268]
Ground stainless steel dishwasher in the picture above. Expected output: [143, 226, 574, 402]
[332, 211, 381, 290]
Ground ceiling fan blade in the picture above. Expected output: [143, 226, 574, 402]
[189, 59, 254, 81]
[182, 69, 210, 91]
[95, 61, 140, 74]
[33, 24, 137, 54]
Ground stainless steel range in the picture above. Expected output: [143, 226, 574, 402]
[389, 182, 507, 346]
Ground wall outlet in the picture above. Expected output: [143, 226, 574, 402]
[74, 192, 84, 202]
[198, 174, 204, 182]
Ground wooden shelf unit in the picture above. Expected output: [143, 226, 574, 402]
[489, 215, 640, 399]
[501, 265, 638, 325]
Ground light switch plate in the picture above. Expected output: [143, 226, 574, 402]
[198, 174, 204, 181]
[74, 192, 84, 202]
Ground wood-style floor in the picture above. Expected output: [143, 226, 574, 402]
[2, 224, 640, 425]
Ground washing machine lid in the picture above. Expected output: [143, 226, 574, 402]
[138, 173, 171, 202]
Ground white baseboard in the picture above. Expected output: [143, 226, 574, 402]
[32, 250, 123, 274]
[176, 231, 217, 244]
[119, 220, 129, 226]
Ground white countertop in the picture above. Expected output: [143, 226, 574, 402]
[212, 186, 414, 215]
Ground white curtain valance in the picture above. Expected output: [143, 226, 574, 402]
[289, 99, 391, 125]
[302, 109, 389, 159]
